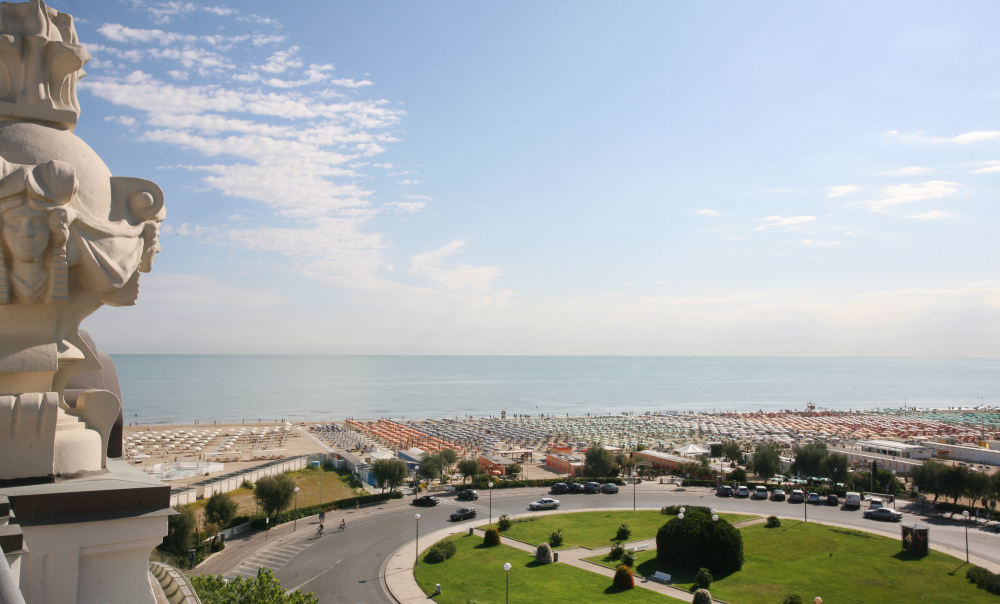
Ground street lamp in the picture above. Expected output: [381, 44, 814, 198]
[678, 507, 686, 520]
[488, 481, 494, 526]
[963, 510, 970, 562]
[415, 513, 421, 567]
[711, 508, 719, 522]
[265, 516, 269, 542]
[293, 486, 300, 531]
[503, 562, 512, 604]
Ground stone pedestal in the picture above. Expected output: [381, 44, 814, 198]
[0, 461, 172, 604]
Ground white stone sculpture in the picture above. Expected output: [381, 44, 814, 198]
[0, 0, 165, 482]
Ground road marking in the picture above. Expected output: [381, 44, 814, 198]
[224, 540, 313, 581]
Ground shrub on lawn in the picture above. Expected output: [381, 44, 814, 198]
[695, 567, 713, 589]
[967, 566, 1000, 594]
[782, 595, 803, 604]
[609, 542, 625, 560]
[241, 480, 254, 490]
[549, 529, 564, 547]
[616, 523, 631, 541]
[766, 515, 781, 528]
[692, 588, 712, 604]
[483, 528, 501, 547]
[535, 542, 553, 564]
[656, 506, 744, 574]
[497, 514, 513, 531]
[621, 551, 637, 568]
[425, 540, 456, 563]
[613, 564, 634, 590]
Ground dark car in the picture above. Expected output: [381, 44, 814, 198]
[412, 495, 440, 507]
[584, 482, 602, 493]
[770, 489, 786, 501]
[826, 494, 839, 506]
[450, 507, 477, 521]
[456, 490, 479, 501]
[567, 483, 586, 494]
[717, 485, 734, 497]
[601, 483, 619, 494]
[551, 483, 570, 494]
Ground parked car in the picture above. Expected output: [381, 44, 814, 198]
[863, 507, 902, 522]
[584, 482, 602, 494]
[735, 485, 750, 498]
[807, 492, 822, 504]
[450, 507, 477, 521]
[717, 485, 734, 497]
[568, 483, 586, 494]
[413, 495, 440, 507]
[869, 498, 884, 510]
[456, 490, 479, 501]
[529, 498, 560, 510]
[770, 488, 786, 501]
[789, 489, 805, 502]
[845, 492, 861, 508]
[601, 483, 619, 494]
[826, 494, 839, 506]
[550, 483, 569, 494]
[754, 486, 769, 499]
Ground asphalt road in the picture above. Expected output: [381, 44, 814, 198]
[268, 484, 1000, 604]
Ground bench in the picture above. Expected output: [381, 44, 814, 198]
[627, 544, 649, 553]
[652, 571, 671, 584]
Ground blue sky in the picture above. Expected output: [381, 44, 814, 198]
[59, 0, 1000, 356]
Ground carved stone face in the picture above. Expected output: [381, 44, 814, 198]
[2, 202, 49, 262]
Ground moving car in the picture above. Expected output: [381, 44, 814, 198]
[717, 485, 734, 497]
[584, 482, 602, 494]
[551, 483, 569, 494]
[413, 495, 440, 507]
[770, 489, 786, 501]
[601, 483, 619, 494]
[863, 507, 903, 522]
[807, 492, 822, 504]
[845, 492, 861, 508]
[529, 498, 560, 510]
[754, 486, 769, 499]
[826, 494, 839, 506]
[789, 489, 805, 502]
[456, 490, 479, 501]
[450, 507, 477, 521]
[568, 483, 586, 494]
[735, 485, 750, 498]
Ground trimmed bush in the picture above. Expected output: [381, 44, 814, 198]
[656, 506, 744, 574]
[966, 566, 1000, 595]
[616, 523, 632, 541]
[549, 528, 564, 547]
[613, 564, 634, 590]
[498, 514, 513, 531]
[609, 542, 625, 560]
[483, 528, 501, 547]
[692, 589, 712, 604]
[766, 515, 781, 528]
[535, 542, 553, 564]
[621, 551, 637, 568]
[782, 595, 803, 604]
[695, 567, 713, 589]
[662, 505, 682, 515]
[425, 541, 456, 564]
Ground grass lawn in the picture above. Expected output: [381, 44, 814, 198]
[480, 510, 756, 549]
[414, 534, 667, 604]
[587, 520, 995, 604]
[197, 468, 360, 519]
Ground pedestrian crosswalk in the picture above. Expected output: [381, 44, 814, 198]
[224, 539, 313, 580]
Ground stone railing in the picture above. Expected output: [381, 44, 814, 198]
[148, 562, 201, 604]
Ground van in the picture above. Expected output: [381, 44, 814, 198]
[845, 492, 861, 508]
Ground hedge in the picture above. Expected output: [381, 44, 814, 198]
[967, 566, 1000, 594]
[249, 491, 402, 529]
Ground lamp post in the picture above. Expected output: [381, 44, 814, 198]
[415, 513, 421, 567]
[678, 507, 686, 520]
[503, 562, 511, 604]
[963, 510, 970, 562]
[293, 486, 300, 531]
[488, 481, 494, 526]
[265, 516, 269, 542]
[711, 508, 718, 523]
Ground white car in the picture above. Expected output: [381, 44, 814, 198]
[736, 485, 750, 498]
[754, 486, 769, 499]
[529, 498, 560, 510]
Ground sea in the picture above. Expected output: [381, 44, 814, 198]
[108, 355, 1000, 425]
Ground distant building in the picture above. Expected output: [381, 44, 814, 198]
[545, 452, 584, 477]
[478, 454, 508, 475]
[631, 450, 691, 471]
[854, 439, 934, 460]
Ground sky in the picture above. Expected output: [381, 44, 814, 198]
[52, 0, 1000, 356]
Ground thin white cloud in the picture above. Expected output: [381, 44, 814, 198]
[408, 241, 503, 295]
[400, 179, 424, 185]
[827, 185, 859, 198]
[881, 166, 930, 176]
[971, 161, 1000, 174]
[696, 209, 720, 216]
[142, 274, 291, 308]
[802, 239, 840, 246]
[904, 210, 952, 220]
[888, 130, 1000, 145]
[259, 47, 302, 74]
[851, 181, 960, 211]
[756, 216, 817, 230]
[382, 201, 425, 213]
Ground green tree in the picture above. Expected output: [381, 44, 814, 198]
[371, 458, 408, 493]
[457, 458, 481, 483]
[936, 465, 971, 514]
[439, 448, 458, 471]
[615, 452, 635, 473]
[726, 468, 747, 483]
[254, 474, 296, 520]
[720, 441, 742, 464]
[697, 455, 712, 475]
[204, 492, 238, 528]
[790, 443, 828, 477]
[823, 453, 850, 485]
[911, 459, 944, 501]
[967, 470, 992, 512]
[749, 443, 781, 482]
[192, 567, 318, 604]
[505, 463, 522, 478]
[161, 505, 197, 555]
[584, 446, 616, 477]
[419, 453, 444, 481]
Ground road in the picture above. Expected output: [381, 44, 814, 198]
[254, 484, 1000, 603]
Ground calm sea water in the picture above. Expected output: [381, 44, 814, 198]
[107, 356, 1000, 425]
